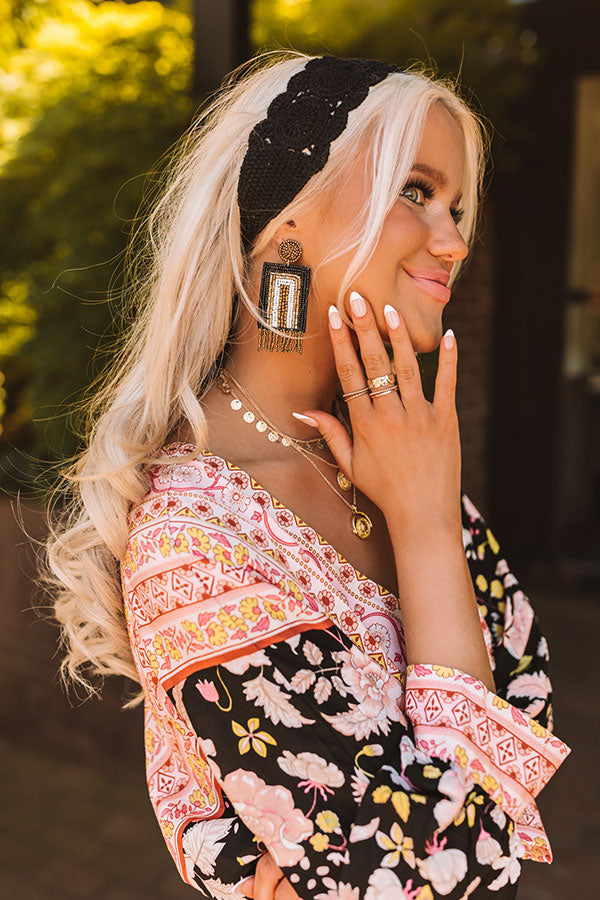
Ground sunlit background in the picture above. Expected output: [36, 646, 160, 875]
[2, 1, 598, 898]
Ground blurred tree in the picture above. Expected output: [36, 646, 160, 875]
[0, 0, 194, 492]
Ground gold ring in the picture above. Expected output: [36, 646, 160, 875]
[342, 387, 370, 401]
[367, 372, 396, 390]
[369, 386, 398, 398]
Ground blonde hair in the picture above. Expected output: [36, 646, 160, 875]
[41, 49, 490, 701]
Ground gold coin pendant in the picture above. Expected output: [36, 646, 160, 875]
[351, 510, 373, 540]
[336, 470, 352, 491]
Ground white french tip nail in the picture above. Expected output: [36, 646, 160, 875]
[443, 328, 455, 349]
[292, 412, 319, 427]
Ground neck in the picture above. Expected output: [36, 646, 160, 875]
[218, 302, 340, 441]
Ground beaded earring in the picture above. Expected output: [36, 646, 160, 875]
[257, 238, 311, 354]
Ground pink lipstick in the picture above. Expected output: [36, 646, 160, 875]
[403, 267, 451, 303]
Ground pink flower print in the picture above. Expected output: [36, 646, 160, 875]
[277, 751, 345, 791]
[359, 581, 377, 599]
[301, 527, 317, 544]
[340, 611, 359, 633]
[250, 528, 269, 549]
[383, 595, 398, 612]
[205, 456, 224, 471]
[196, 679, 219, 703]
[364, 624, 391, 656]
[222, 770, 313, 867]
[339, 564, 355, 584]
[315, 879, 360, 899]
[223, 481, 251, 513]
[364, 868, 405, 900]
[150, 497, 164, 517]
[318, 591, 335, 611]
[276, 510, 294, 528]
[416, 843, 468, 894]
[503, 590, 534, 660]
[323, 546, 337, 564]
[231, 471, 249, 490]
[340, 645, 404, 722]
[297, 571, 312, 590]
[192, 499, 212, 516]
[222, 513, 240, 530]
[254, 491, 270, 508]
[433, 768, 473, 830]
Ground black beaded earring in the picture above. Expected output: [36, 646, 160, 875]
[257, 238, 311, 354]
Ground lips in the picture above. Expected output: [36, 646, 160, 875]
[403, 267, 451, 303]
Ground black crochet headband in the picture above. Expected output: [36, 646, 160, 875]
[238, 55, 401, 251]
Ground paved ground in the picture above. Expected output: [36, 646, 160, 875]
[2, 499, 598, 899]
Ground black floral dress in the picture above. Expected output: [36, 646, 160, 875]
[119, 444, 571, 899]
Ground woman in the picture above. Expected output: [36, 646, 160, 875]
[46, 52, 571, 899]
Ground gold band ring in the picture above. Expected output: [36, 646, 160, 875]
[342, 387, 370, 401]
[369, 386, 399, 398]
[367, 372, 397, 390]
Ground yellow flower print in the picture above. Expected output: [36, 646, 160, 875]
[309, 833, 329, 852]
[218, 608, 247, 632]
[161, 819, 174, 839]
[213, 543, 231, 566]
[453, 791, 483, 827]
[432, 665, 454, 678]
[188, 526, 211, 553]
[531, 719, 547, 738]
[158, 531, 171, 557]
[391, 791, 410, 823]
[240, 596, 261, 622]
[264, 600, 286, 621]
[152, 633, 165, 658]
[415, 887, 434, 900]
[147, 649, 159, 675]
[490, 579, 504, 599]
[454, 746, 468, 769]
[316, 810, 340, 833]
[144, 728, 155, 756]
[475, 574, 488, 593]
[497, 600, 506, 614]
[164, 635, 182, 661]
[487, 528, 500, 555]
[409, 793, 427, 804]
[482, 774, 499, 796]
[234, 543, 249, 566]
[423, 765, 442, 779]
[189, 789, 206, 808]
[375, 822, 416, 869]
[206, 622, 227, 646]
[182, 619, 204, 643]
[172, 532, 189, 554]
[287, 580, 304, 603]
[231, 718, 277, 757]
[492, 695, 510, 710]
[372, 784, 392, 804]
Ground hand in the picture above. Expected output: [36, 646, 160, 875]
[239, 851, 302, 900]
[298, 293, 462, 535]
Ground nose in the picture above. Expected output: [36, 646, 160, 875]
[427, 215, 469, 264]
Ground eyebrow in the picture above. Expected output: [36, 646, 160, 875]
[411, 162, 463, 205]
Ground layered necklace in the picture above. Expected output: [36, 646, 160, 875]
[216, 367, 373, 540]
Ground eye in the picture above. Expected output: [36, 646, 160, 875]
[400, 177, 464, 226]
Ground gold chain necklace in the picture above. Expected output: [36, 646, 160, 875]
[216, 368, 373, 540]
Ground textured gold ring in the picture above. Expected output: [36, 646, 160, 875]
[369, 386, 399, 399]
[367, 372, 397, 390]
[342, 387, 370, 401]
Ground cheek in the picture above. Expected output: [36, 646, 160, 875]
[381, 203, 428, 256]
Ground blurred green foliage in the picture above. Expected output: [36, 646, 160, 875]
[0, 0, 193, 491]
[0, 0, 537, 494]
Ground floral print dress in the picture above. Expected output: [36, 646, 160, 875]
[120, 442, 572, 899]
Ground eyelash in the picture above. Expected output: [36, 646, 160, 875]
[400, 177, 464, 225]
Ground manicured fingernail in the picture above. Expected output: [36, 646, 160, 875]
[292, 412, 319, 427]
[349, 291, 366, 317]
[443, 328, 455, 349]
[384, 304, 400, 329]
[328, 305, 343, 329]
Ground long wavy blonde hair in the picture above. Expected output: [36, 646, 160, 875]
[41, 49, 490, 701]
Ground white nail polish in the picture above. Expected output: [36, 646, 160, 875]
[349, 291, 366, 317]
[328, 305, 343, 329]
[443, 328, 455, 349]
[292, 412, 319, 427]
